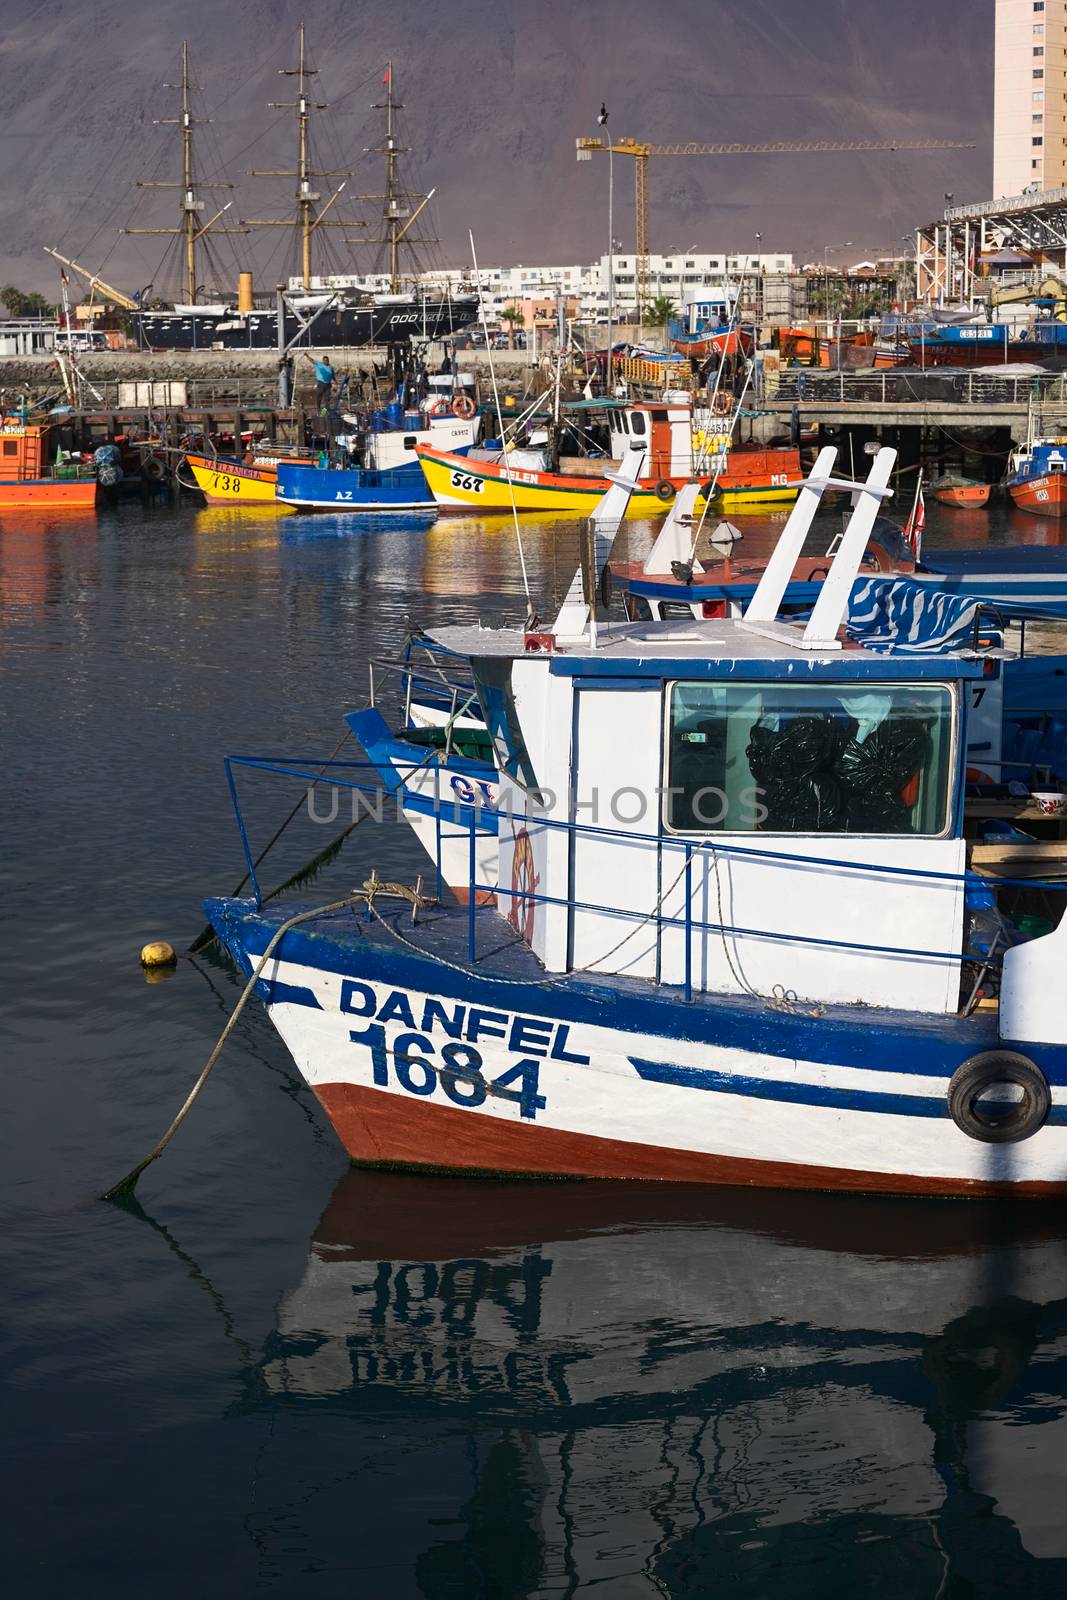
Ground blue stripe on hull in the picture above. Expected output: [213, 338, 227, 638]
[630, 1055, 1067, 1122]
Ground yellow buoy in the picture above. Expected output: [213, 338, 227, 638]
[141, 941, 177, 969]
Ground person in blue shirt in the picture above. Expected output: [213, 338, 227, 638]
[304, 352, 336, 408]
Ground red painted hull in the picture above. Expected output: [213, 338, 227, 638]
[314, 1081, 1065, 1198]
[0, 478, 97, 510]
[930, 482, 991, 508]
[672, 329, 753, 361]
[1009, 475, 1067, 516]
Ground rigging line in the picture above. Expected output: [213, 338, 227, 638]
[470, 228, 533, 614]
[687, 365, 755, 564]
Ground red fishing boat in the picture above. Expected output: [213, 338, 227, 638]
[0, 421, 98, 510]
[671, 326, 753, 361]
[1006, 439, 1067, 518]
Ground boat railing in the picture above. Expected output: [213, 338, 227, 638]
[366, 637, 476, 732]
[222, 750, 1067, 1005]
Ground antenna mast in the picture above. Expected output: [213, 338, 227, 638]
[125, 41, 244, 305]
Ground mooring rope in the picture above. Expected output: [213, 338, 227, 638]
[102, 878, 433, 1202]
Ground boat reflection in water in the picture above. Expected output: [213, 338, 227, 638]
[248, 1173, 1067, 1594]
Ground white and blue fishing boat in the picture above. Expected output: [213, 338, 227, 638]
[207, 448, 1067, 1197]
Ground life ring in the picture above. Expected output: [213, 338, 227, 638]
[947, 1052, 1050, 1144]
[654, 479, 676, 502]
[452, 393, 477, 419]
[426, 398, 450, 416]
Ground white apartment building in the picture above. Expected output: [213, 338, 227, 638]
[994, 0, 1067, 197]
[580, 250, 793, 320]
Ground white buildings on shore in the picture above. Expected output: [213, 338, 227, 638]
[298, 248, 795, 325]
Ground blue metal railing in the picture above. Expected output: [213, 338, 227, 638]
[222, 751, 1067, 991]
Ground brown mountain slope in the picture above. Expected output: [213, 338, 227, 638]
[0, 0, 991, 297]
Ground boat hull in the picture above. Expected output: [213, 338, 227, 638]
[207, 898, 1067, 1197]
[0, 477, 97, 510]
[137, 296, 480, 352]
[930, 482, 991, 508]
[276, 461, 434, 512]
[1009, 474, 1067, 516]
[416, 447, 799, 515]
[185, 453, 281, 503]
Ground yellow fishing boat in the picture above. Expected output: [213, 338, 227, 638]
[184, 450, 313, 505]
[417, 398, 800, 515]
[416, 442, 801, 516]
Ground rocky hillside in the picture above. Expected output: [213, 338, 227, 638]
[1, 0, 992, 297]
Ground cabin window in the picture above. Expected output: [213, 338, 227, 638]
[664, 680, 955, 836]
[629, 411, 647, 436]
[2, 440, 18, 456]
[403, 435, 418, 449]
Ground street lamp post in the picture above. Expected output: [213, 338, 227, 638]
[598, 102, 615, 394]
[822, 241, 853, 319]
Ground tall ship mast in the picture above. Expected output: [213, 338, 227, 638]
[358, 63, 439, 294]
[242, 23, 356, 292]
[124, 41, 246, 307]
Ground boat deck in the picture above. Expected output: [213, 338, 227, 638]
[207, 893, 1005, 1072]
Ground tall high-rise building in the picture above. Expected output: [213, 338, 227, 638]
[995, 0, 1067, 196]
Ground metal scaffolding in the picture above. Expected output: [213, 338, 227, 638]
[916, 185, 1067, 305]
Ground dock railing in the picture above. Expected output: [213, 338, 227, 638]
[770, 368, 1067, 409]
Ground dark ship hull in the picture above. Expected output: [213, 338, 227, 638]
[136, 295, 480, 351]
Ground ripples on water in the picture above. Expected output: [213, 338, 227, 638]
[3, 495, 1067, 1597]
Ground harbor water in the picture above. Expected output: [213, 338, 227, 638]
[4, 495, 1067, 1597]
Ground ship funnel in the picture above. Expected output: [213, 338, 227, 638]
[238, 272, 254, 314]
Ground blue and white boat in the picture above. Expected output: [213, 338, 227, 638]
[278, 373, 482, 512]
[207, 448, 1067, 1197]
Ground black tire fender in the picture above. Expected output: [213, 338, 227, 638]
[654, 478, 676, 502]
[947, 1052, 1051, 1144]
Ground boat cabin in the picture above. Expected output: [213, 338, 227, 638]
[1009, 437, 1067, 482]
[446, 613, 978, 1017]
[607, 401, 693, 480]
[0, 418, 97, 507]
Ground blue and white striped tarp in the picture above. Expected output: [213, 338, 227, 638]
[847, 577, 980, 654]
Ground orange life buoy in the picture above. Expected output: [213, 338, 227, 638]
[452, 393, 477, 420]
[426, 398, 450, 417]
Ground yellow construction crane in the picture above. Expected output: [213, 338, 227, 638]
[576, 135, 977, 319]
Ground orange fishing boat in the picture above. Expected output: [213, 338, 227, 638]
[0, 421, 97, 510]
[929, 475, 991, 509]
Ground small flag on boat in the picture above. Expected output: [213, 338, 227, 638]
[382, 65, 391, 84]
[904, 479, 925, 561]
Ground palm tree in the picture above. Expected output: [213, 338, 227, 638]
[0, 285, 28, 317]
[644, 294, 678, 350]
[500, 303, 524, 350]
